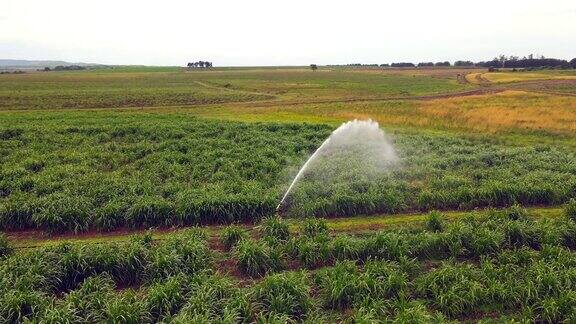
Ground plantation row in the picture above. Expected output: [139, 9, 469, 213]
[1, 203, 576, 322]
[2, 115, 576, 232]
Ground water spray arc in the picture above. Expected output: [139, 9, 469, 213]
[276, 119, 397, 213]
[276, 136, 332, 211]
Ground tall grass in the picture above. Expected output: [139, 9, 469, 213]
[425, 211, 445, 232]
[0, 233, 12, 258]
[261, 216, 290, 241]
[3, 113, 576, 232]
[2, 208, 576, 321]
[252, 271, 313, 321]
[302, 217, 328, 237]
[565, 198, 576, 222]
[220, 225, 248, 251]
[172, 274, 250, 322]
[234, 239, 284, 277]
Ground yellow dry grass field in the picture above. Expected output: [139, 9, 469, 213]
[190, 90, 576, 137]
[467, 71, 576, 84]
[418, 90, 576, 134]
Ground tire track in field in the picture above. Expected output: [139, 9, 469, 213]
[206, 88, 509, 110]
[193, 80, 278, 99]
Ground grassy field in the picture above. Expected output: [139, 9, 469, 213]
[0, 68, 471, 111]
[1, 66, 576, 322]
[1, 206, 576, 322]
[2, 108, 575, 232]
[466, 70, 576, 84]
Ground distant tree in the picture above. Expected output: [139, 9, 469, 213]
[310, 64, 318, 71]
[43, 67, 51, 71]
[497, 55, 507, 67]
[454, 60, 474, 67]
[53, 65, 85, 71]
[187, 61, 213, 68]
[391, 62, 415, 68]
[434, 61, 451, 67]
[417, 62, 434, 67]
[380, 63, 390, 67]
[569, 58, 576, 69]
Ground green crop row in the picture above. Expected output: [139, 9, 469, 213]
[2, 113, 576, 232]
[2, 206, 576, 322]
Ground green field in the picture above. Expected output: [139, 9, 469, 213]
[1, 67, 576, 322]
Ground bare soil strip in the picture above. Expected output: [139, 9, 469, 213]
[6, 206, 562, 250]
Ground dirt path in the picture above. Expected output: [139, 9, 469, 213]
[193, 80, 277, 98]
[475, 73, 491, 85]
[456, 73, 469, 84]
[202, 87, 509, 111]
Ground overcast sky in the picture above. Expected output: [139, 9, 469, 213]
[2, 0, 575, 66]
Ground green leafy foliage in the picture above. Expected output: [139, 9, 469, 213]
[234, 239, 284, 278]
[252, 271, 313, 321]
[425, 211, 445, 232]
[220, 225, 249, 251]
[1, 211, 576, 321]
[2, 113, 576, 232]
[261, 216, 290, 241]
[302, 217, 328, 237]
[0, 233, 12, 258]
[565, 198, 576, 222]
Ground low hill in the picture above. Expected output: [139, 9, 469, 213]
[0, 59, 97, 69]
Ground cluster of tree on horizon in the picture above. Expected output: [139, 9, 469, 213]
[187, 61, 213, 68]
[328, 55, 576, 69]
[41, 65, 86, 72]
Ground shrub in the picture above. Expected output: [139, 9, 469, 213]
[261, 216, 290, 241]
[125, 196, 175, 228]
[94, 200, 128, 231]
[252, 271, 313, 321]
[105, 290, 149, 323]
[64, 275, 115, 322]
[147, 230, 212, 281]
[302, 217, 328, 237]
[330, 235, 366, 261]
[33, 193, 91, 233]
[146, 274, 190, 321]
[173, 274, 250, 322]
[0, 289, 48, 323]
[425, 211, 445, 232]
[234, 239, 284, 278]
[293, 236, 332, 269]
[0, 194, 34, 230]
[392, 300, 446, 323]
[362, 260, 409, 300]
[315, 261, 360, 309]
[504, 204, 528, 221]
[37, 302, 80, 323]
[23, 158, 45, 173]
[565, 199, 576, 222]
[0, 233, 12, 258]
[220, 225, 248, 251]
